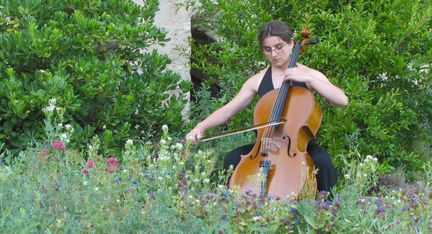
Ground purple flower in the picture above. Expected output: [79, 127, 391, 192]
[375, 198, 381, 205]
[289, 208, 299, 215]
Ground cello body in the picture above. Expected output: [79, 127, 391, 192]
[229, 84, 322, 199]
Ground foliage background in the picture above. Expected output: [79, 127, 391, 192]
[0, 0, 190, 155]
[187, 0, 432, 177]
[0, 0, 431, 233]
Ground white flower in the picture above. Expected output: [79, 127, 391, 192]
[43, 105, 55, 113]
[162, 125, 168, 131]
[125, 139, 133, 146]
[253, 216, 261, 221]
[60, 133, 68, 141]
[48, 98, 57, 106]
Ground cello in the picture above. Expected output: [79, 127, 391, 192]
[229, 29, 321, 199]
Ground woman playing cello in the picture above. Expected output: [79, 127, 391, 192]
[186, 20, 348, 197]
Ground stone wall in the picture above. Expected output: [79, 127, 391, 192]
[133, 0, 191, 117]
[132, 0, 191, 84]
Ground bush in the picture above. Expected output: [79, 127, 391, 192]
[186, 0, 431, 175]
[0, 0, 191, 154]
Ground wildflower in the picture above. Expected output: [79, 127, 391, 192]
[125, 139, 133, 147]
[49, 98, 57, 106]
[375, 206, 385, 215]
[51, 140, 66, 150]
[87, 159, 94, 168]
[162, 124, 168, 131]
[175, 143, 183, 150]
[289, 207, 299, 215]
[82, 168, 90, 175]
[409, 197, 419, 208]
[317, 201, 330, 211]
[65, 124, 73, 132]
[375, 198, 381, 205]
[107, 156, 119, 166]
[107, 166, 117, 174]
[268, 194, 277, 201]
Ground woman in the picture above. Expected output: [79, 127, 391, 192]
[186, 20, 348, 195]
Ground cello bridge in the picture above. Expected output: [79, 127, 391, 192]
[260, 137, 280, 152]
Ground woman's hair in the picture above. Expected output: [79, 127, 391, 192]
[258, 20, 293, 49]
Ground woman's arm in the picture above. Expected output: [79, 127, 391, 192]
[186, 73, 261, 143]
[284, 64, 348, 106]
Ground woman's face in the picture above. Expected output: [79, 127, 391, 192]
[262, 36, 293, 67]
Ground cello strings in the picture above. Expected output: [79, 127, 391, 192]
[260, 42, 301, 154]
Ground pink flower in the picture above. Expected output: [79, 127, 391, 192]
[51, 140, 66, 150]
[107, 166, 116, 174]
[87, 159, 95, 168]
[107, 157, 119, 166]
[106, 156, 120, 173]
[82, 168, 90, 175]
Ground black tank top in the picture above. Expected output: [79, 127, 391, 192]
[257, 67, 307, 98]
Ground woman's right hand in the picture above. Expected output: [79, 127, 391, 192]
[186, 125, 205, 144]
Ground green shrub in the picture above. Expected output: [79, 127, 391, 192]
[186, 0, 431, 175]
[0, 0, 191, 154]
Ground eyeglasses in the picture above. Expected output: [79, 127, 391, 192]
[263, 43, 288, 54]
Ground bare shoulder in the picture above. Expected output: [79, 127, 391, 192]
[244, 67, 268, 92]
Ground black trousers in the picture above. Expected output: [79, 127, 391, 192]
[223, 139, 337, 194]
